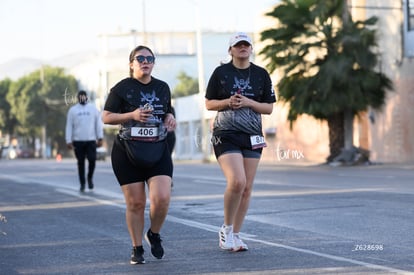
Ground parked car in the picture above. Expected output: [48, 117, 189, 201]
[1, 145, 20, 160]
[18, 148, 35, 158]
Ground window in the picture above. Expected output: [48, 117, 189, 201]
[408, 0, 414, 31]
[404, 0, 414, 56]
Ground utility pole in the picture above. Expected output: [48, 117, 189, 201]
[194, 0, 209, 162]
[40, 66, 47, 159]
[342, 0, 354, 152]
[142, 0, 148, 45]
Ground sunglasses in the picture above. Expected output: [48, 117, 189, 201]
[134, 55, 155, 64]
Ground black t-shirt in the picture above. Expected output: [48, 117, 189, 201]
[205, 62, 276, 136]
[104, 77, 173, 139]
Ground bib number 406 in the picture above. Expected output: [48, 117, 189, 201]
[131, 127, 158, 137]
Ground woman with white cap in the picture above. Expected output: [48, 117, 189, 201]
[205, 32, 276, 252]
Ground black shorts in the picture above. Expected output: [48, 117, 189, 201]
[111, 137, 173, 185]
[211, 132, 263, 159]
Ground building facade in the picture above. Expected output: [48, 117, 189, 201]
[257, 0, 414, 164]
[70, 1, 414, 164]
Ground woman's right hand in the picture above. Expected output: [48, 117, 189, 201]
[131, 108, 153, 123]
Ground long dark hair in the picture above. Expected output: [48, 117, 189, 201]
[129, 45, 155, 77]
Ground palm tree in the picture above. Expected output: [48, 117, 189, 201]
[260, 0, 393, 163]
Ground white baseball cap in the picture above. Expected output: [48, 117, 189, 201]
[229, 32, 252, 47]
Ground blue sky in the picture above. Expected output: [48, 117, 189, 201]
[0, 0, 277, 63]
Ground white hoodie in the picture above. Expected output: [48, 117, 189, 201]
[65, 103, 104, 143]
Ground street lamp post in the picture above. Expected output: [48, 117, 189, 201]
[193, 0, 210, 162]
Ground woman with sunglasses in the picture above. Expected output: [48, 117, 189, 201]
[205, 32, 276, 252]
[102, 45, 176, 264]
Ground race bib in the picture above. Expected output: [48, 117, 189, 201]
[250, 135, 266, 149]
[131, 126, 159, 138]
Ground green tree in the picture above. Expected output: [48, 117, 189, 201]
[260, 0, 392, 162]
[0, 78, 16, 138]
[172, 71, 199, 98]
[6, 66, 78, 157]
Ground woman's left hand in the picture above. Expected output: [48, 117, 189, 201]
[164, 113, 176, 132]
[230, 94, 250, 109]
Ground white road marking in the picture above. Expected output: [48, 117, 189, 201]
[1, 174, 411, 274]
[53, 188, 410, 274]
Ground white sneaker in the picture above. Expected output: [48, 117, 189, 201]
[219, 225, 234, 250]
[233, 234, 248, 252]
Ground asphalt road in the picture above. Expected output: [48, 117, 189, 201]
[0, 158, 413, 275]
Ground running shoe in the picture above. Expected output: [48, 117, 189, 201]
[233, 234, 248, 252]
[79, 184, 85, 192]
[130, 246, 145, 264]
[145, 229, 164, 259]
[219, 225, 234, 250]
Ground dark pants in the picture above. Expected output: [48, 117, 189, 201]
[73, 141, 97, 185]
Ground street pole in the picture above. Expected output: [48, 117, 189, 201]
[40, 66, 47, 159]
[142, 0, 147, 45]
[194, 0, 209, 162]
[342, 0, 354, 152]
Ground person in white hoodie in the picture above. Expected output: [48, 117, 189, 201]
[65, 90, 104, 191]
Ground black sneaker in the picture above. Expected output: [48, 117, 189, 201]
[145, 229, 164, 259]
[87, 178, 94, 190]
[80, 184, 85, 192]
[130, 246, 145, 264]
